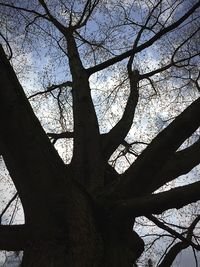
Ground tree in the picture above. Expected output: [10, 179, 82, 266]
[0, 0, 200, 266]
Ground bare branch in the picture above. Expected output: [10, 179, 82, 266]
[87, 1, 200, 75]
[114, 97, 200, 198]
[0, 2, 48, 18]
[102, 69, 140, 160]
[158, 241, 190, 267]
[158, 215, 200, 267]
[140, 52, 200, 80]
[147, 215, 200, 250]
[191, 71, 200, 92]
[171, 27, 200, 65]
[131, 0, 163, 51]
[111, 180, 200, 219]
[38, 0, 67, 34]
[28, 81, 72, 99]
[75, 0, 100, 29]
[150, 138, 200, 192]
[0, 192, 18, 223]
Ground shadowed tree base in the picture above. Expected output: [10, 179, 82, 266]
[21, 226, 144, 267]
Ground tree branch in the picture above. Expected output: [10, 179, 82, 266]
[0, 2, 48, 18]
[0, 32, 12, 60]
[158, 215, 200, 267]
[147, 215, 200, 250]
[47, 131, 74, 144]
[0, 193, 18, 223]
[66, 33, 103, 190]
[87, 1, 200, 75]
[150, 138, 200, 192]
[102, 68, 139, 160]
[38, 0, 67, 34]
[114, 97, 200, 198]
[140, 52, 200, 80]
[28, 81, 72, 99]
[0, 44, 67, 224]
[111, 181, 200, 219]
[75, 0, 100, 29]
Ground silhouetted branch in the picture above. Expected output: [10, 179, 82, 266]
[140, 52, 200, 80]
[115, 97, 200, 198]
[158, 215, 200, 267]
[87, 1, 200, 75]
[38, 0, 67, 34]
[111, 181, 200, 219]
[0, 2, 48, 18]
[47, 131, 74, 144]
[0, 33, 12, 60]
[0, 44, 67, 224]
[147, 215, 200, 250]
[28, 81, 72, 99]
[75, 0, 100, 29]
[0, 192, 18, 223]
[150, 138, 200, 192]
[102, 65, 140, 160]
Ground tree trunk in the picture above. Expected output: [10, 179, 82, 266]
[22, 235, 141, 267]
[0, 37, 144, 267]
[18, 174, 143, 267]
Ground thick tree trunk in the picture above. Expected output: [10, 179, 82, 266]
[20, 210, 143, 267]
[18, 178, 102, 267]
[0, 37, 144, 267]
[19, 178, 143, 267]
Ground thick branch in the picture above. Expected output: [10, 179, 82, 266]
[102, 70, 139, 160]
[87, 1, 200, 75]
[0, 224, 29, 250]
[38, 0, 67, 34]
[111, 180, 200, 219]
[66, 34, 103, 190]
[115, 97, 200, 198]
[0, 45, 67, 224]
[150, 138, 200, 192]
[158, 241, 190, 267]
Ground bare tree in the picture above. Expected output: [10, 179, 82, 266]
[0, 0, 200, 266]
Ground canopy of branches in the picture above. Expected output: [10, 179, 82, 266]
[0, 1, 200, 266]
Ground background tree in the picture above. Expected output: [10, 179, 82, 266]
[0, 0, 200, 266]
